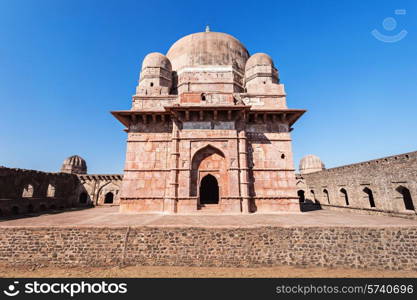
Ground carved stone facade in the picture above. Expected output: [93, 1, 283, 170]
[113, 30, 305, 213]
[297, 151, 417, 219]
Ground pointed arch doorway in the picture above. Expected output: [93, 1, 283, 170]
[190, 145, 228, 210]
[199, 174, 219, 205]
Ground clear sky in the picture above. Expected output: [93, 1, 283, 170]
[0, 0, 416, 174]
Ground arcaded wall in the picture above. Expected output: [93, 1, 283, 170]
[0, 167, 81, 217]
[0, 226, 416, 270]
[77, 174, 123, 206]
[298, 152, 417, 219]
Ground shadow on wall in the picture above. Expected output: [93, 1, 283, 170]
[297, 190, 322, 212]
[0, 167, 93, 220]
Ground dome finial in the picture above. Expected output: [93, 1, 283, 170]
[205, 25, 210, 32]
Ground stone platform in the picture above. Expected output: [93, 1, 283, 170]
[1, 207, 416, 271]
[1, 206, 416, 227]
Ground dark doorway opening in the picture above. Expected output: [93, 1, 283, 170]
[79, 192, 88, 204]
[199, 174, 219, 205]
[323, 189, 330, 204]
[340, 188, 349, 206]
[396, 186, 415, 211]
[104, 192, 114, 204]
[363, 187, 376, 208]
[297, 190, 305, 203]
[12, 206, 19, 215]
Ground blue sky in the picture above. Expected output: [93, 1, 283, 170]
[0, 0, 416, 173]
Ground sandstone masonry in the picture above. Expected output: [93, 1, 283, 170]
[297, 151, 417, 220]
[1, 226, 416, 271]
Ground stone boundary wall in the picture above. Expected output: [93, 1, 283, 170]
[0, 167, 123, 217]
[1, 226, 416, 271]
[297, 151, 417, 219]
[0, 167, 82, 217]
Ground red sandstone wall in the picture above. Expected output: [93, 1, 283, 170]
[120, 131, 171, 212]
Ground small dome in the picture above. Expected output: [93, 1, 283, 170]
[141, 52, 172, 71]
[245, 53, 274, 71]
[61, 155, 87, 174]
[299, 155, 325, 174]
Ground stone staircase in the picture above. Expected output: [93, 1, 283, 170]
[197, 204, 221, 213]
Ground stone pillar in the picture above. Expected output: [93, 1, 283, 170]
[165, 118, 180, 213]
[238, 129, 250, 213]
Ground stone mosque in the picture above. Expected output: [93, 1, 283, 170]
[0, 30, 416, 219]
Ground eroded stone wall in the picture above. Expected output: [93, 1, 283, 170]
[0, 167, 81, 217]
[0, 226, 416, 270]
[0, 167, 123, 217]
[77, 174, 122, 206]
[297, 152, 417, 219]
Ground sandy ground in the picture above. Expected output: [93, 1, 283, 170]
[1, 206, 417, 227]
[1, 265, 416, 278]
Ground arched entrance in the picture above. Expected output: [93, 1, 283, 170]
[199, 174, 219, 205]
[104, 192, 114, 204]
[340, 188, 349, 206]
[297, 190, 305, 203]
[363, 187, 376, 208]
[396, 186, 414, 211]
[190, 145, 227, 211]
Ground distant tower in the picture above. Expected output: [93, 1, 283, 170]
[299, 155, 325, 174]
[61, 155, 87, 174]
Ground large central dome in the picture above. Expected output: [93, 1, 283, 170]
[166, 31, 250, 72]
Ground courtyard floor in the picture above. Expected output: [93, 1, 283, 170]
[1, 265, 416, 278]
[0, 206, 416, 227]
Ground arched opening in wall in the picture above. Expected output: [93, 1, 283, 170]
[79, 192, 88, 204]
[22, 184, 34, 198]
[363, 187, 376, 208]
[27, 204, 34, 213]
[311, 190, 319, 204]
[396, 186, 415, 211]
[323, 189, 330, 204]
[47, 184, 56, 197]
[12, 206, 19, 215]
[40, 204, 46, 211]
[104, 192, 114, 204]
[340, 188, 349, 206]
[297, 190, 305, 203]
[190, 145, 226, 199]
[199, 174, 219, 205]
